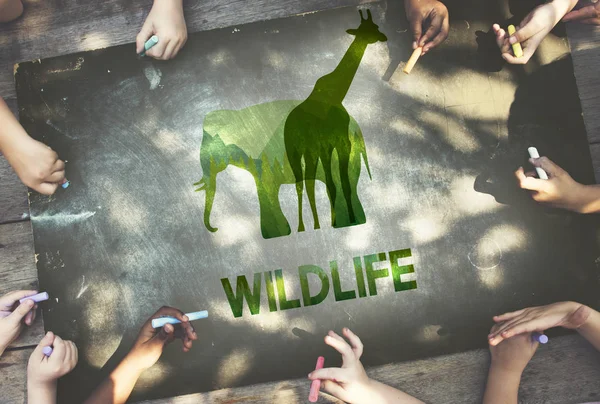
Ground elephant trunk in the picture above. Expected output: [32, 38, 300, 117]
[203, 176, 218, 232]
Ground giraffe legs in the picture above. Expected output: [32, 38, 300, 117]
[337, 143, 356, 224]
[320, 150, 337, 227]
[288, 152, 306, 232]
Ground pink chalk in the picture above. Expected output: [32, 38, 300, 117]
[308, 356, 325, 403]
[19, 292, 49, 304]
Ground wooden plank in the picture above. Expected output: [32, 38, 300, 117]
[0, 221, 44, 348]
[138, 334, 600, 403]
[0, 347, 30, 404]
[0, 98, 29, 225]
[1, 335, 598, 404]
[566, 23, 600, 144]
[0, 0, 378, 99]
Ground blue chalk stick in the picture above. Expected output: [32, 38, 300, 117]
[532, 332, 548, 344]
[140, 35, 159, 56]
[151, 310, 208, 328]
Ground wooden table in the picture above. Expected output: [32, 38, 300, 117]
[1, 1, 599, 402]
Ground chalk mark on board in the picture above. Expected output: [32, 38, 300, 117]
[76, 276, 89, 299]
[468, 237, 502, 270]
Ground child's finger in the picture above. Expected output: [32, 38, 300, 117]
[509, 20, 540, 45]
[46, 170, 65, 183]
[324, 334, 354, 363]
[321, 380, 349, 402]
[136, 22, 154, 54]
[146, 39, 168, 59]
[423, 18, 449, 53]
[52, 335, 67, 362]
[494, 316, 530, 337]
[0, 290, 38, 308]
[493, 308, 526, 323]
[419, 14, 444, 47]
[530, 156, 561, 177]
[502, 52, 528, 65]
[36, 182, 59, 195]
[562, 5, 597, 22]
[7, 299, 35, 326]
[162, 41, 178, 60]
[327, 330, 345, 343]
[52, 159, 65, 173]
[309, 367, 348, 383]
[342, 328, 363, 358]
[24, 305, 37, 325]
[500, 321, 540, 339]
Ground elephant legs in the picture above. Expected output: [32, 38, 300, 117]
[256, 179, 291, 239]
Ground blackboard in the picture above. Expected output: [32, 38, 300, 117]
[16, 1, 600, 402]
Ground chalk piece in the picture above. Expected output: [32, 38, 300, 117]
[527, 147, 548, 179]
[403, 47, 422, 74]
[507, 25, 523, 58]
[19, 292, 49, 304]
[308, 356, 325, 402]
[532, 332, 549, 344]
[151, 310, 208, 329]
[42, 346, 53, 356]
[61, 179, 70, 189]
[140, 35, 159, 56]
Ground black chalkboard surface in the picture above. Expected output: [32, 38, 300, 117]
[15, 2, 600, 402]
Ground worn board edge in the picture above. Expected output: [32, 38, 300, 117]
[0, 221, 45, 348]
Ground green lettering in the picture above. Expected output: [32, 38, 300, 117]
[364, 252, 389, 296]
[264, 271, 278, 311]
[390, 249, 417, 291]
[330, 260, 356, 301]
[299, 265, 330, 306]
[221, 273, 262, 318]
[353, 256, 367, 297]
[275, 269, 301, 310]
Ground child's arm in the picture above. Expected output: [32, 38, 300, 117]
[488, 301, 600, 351]
[27, 332, 78, 404]
[0, 289, 39, 356]
[483, 325, 538, 404]
[308, 328, 424, 404]
[84, 306, 197, 404]
[136, 0, 187, 60]
[491, 0, 579, 64]
[0, 97, 65, 195]
[562, 1, 600, 25]
[515, 156, 600, 213]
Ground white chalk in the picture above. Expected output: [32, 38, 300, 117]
[151, 310, 208, 329]
[527, 147, 548, 180]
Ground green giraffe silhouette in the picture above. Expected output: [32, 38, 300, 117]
[284, 9, 387, 231]
[195, 10, 386, 239]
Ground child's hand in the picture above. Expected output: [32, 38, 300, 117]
[563, 1, 600, 25]
[308, 328, 373, 404]
[488, 301, 590, 346]
[515, 156, 588, 212]
[488, 325, 538, 375]
[28, 332, 78, 387]
[125, 306, 197, 371]
[404, 0, 449, 54]
[492, 1, 567, 64]
[4, 134, 65, 195]
[0, 290, 39, 354]
[136, 0, 187, 60]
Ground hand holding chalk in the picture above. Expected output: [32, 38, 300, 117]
[403, 47, 422, 75]
[127, 306, 198, 371]
[136, 0, 188, 60]
[28, 332, 78, 389]
[308, 329, 377, 403]
[0, 290, 41, 351]
[527, 147, 548, 179]
[139, 35, 159, 57]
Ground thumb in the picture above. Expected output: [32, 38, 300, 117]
[8, 299, 35, 325]
[309, 367, 349, 383]
[515, 167, 546, 192]
[509, 20, 540, 44]
[153, 323, 175, 345]
[530, 157, 562, 177]
[136, 22, 154, 54]
[31, 331, 55, 359]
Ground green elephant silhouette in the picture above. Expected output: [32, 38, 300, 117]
[195, 10, 386, 239]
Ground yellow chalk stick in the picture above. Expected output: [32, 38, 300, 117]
[403, 47, 423, 74]
[507, 25, 523, 58]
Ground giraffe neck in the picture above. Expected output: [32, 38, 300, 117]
[307, 37, 369, 105]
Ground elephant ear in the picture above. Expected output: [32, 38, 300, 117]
[346, 29, 359, 36]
